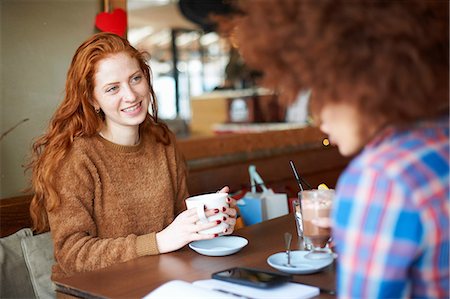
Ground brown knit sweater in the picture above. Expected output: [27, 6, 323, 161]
[48, 131, 189, 280]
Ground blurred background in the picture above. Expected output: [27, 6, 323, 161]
[0, 0, 314, 198]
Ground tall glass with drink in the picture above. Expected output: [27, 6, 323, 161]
[300, 189, 334, 259]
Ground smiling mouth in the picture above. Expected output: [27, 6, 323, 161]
[122, 102, 141, 112]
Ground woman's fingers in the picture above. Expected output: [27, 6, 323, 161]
[222, 206, 237, 218]
[185, 207, 220, 222]
[221, 220, 236, 235]
[204, 208, 220, 217]
[190, 232, 216, 241]
[220, 211, 236, 235]
[222, 228, 233, 235]
[188, 207, 236, 221]
[184, 207, 205, 224]
[194, 220, 222, 233]
[227, 196, 236, 205]
[184, 204, 237, 236]
[185, 213, 223, 234]
[223, 215, 236, 226]
[218, 186, 230, 193]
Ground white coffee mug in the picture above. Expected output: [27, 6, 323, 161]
[185, 192, 229, 235]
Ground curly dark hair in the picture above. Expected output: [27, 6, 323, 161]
[228, 0, 449, 125]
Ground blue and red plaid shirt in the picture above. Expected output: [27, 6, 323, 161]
[333, 116, 449, 298]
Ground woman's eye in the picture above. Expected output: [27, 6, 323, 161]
[106, 86, 118, 93]
[131, 75, 142, 84]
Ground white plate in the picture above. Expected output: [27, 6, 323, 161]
[189, 236, 248, 256]
[267, 250, 333, 274]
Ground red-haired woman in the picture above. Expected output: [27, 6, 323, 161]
[229, 1, 449, 298]
[28, 32, 236, 280]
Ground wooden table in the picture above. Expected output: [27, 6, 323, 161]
[54, 214, 336, 298]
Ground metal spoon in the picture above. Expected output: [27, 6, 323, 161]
[284, 232, 297, 267]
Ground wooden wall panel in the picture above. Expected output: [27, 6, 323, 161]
[186, 146, 348, 197]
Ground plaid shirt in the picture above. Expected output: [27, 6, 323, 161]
[333, 117, 449, 299]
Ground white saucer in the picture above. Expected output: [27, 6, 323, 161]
[267, 250, 333, 274]
[189, 236, 248, 256]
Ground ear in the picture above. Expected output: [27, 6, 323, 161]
[90, 100, 99, 111]
[89, 101, 101, 115]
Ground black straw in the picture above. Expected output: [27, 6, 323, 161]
[289, 160, 304, 191]
[289, 160, 312, 191]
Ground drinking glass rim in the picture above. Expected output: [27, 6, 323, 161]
[300, 189, 335, 196]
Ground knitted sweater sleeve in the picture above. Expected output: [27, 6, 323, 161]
[47, 149, 155, 277]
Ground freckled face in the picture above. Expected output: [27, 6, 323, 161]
[319, 103, 368, 156]
[93, 52, 149, 134]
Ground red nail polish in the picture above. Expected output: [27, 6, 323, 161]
[214, 234, 219, 237]
[222, 207, 226, 212]
[223, 216, 227, 221]
[214, 208, 220, 213]
[227, 198, 231, 203]
[216, 220, 222, 224]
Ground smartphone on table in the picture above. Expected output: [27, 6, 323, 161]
[211, 267, 292, 289]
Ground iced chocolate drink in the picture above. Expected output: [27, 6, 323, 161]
[300, 189, 334, 258]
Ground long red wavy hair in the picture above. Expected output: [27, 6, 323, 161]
[28, 32, 169, 233]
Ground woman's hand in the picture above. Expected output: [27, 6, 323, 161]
[156, 186, 237, 253]
[156, 207, 222, 254]
[218, 186, 237, 236]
